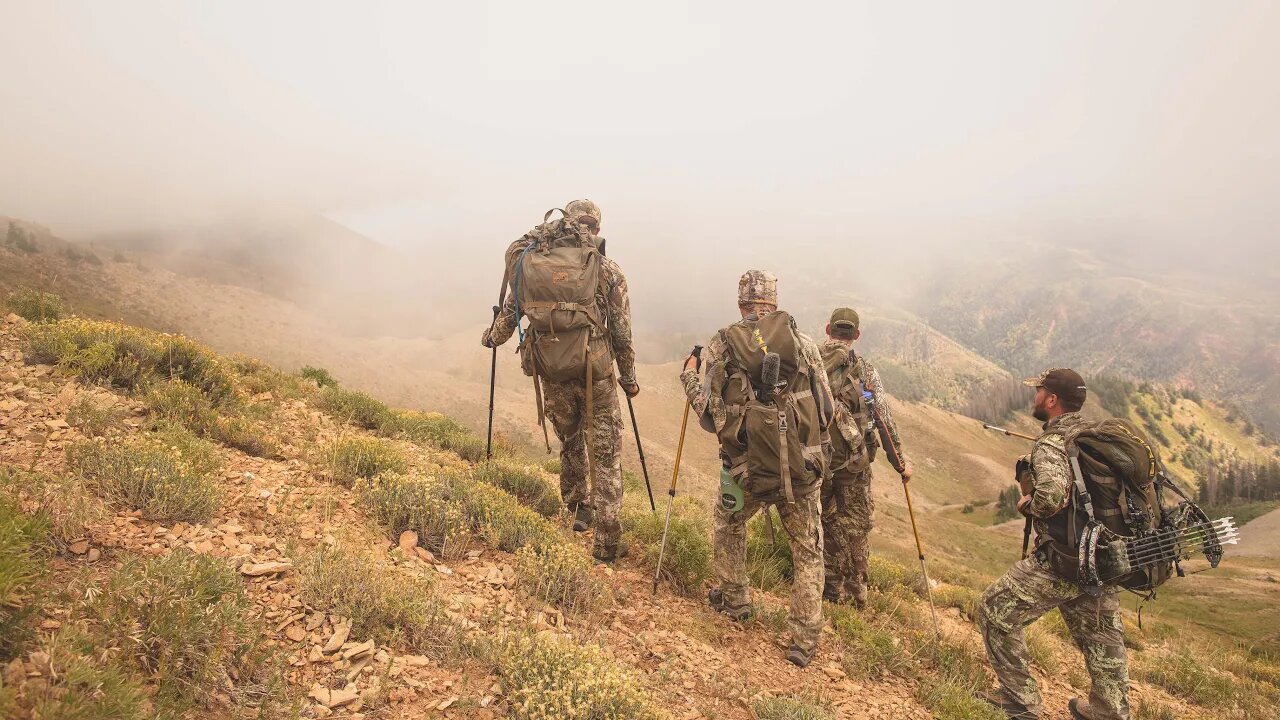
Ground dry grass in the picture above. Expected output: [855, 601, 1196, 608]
[297, 544, 460, 656]
[324, 435, 409, 487]
[485, 633, 666, 720]
[361, 470, 561, 560]
[92, 551, 284, 715]
[622, 498, 711, 595]
[0, 492, 48, 660]
[515, 543, 609, 615]
[6, 287, 66, 323]
[66, 427, 223, 524]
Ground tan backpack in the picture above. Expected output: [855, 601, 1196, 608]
[505, 223, 613, 385]
[716, 311, 826, 503]
[820, 344, 869, 473]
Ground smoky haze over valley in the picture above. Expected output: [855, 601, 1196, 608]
[3, 2, 1279, 363]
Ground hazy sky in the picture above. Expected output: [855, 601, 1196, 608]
[2, 1, 1278, 278]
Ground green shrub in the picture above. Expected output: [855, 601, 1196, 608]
[448, 433, 488, 462]
[152, 335, 235, 403]
[474, 459, 561, 517]
[21, 320, 235, 399]
[3, 468, 105, 553]
[827, 605, 908, 679]
[211, 415, 279, 458]
[362, 471, 561, 560]
[317, 386, 393, 430]
[515, 543, 608, 615]
[488, 633, 665, 720]
[299, 365, 338, 388]
[753, 694, 835, 720]
[95, 552, 275, 712]
[747, 511, 793, 591]
[387, 410, 488, 460]
[66, 429, 222, 523]
[231, 355, 310, 399]
[66, 395, 127, 437]
[0, 495, 48, 659]
[297, 545, 458, 655]
[6, 629, 147, 720]
[6, 287, 66, 323]
[326, 435, 409, 487]
[868, 555, 924, 596]
[622, 499, 710, 595]
[144, 378, 217, 433]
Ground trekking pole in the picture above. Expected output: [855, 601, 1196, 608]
[870, 392, 939, 636]
[626, 396, 657, 513]
[654, 345, 702, 595]
[485, 305, 500, 460]
[981, 422, 1037, 442]
[981, 423, 1036, 559]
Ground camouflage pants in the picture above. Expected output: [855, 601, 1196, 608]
[712, 489, 825, 653]
[977, 557, 1130, 720]
[821, 466, 873, 605]
[542, 376, 624, 554]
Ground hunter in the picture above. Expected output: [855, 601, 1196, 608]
[482, 200, 638, 563]
[679, 270, 835, 667]
[977, 368, 1130, 720]
[818, 308, 912, 608]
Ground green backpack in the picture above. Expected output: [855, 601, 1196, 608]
[715, 311, 826, 504]
[1043, 419, 1228, 595]
[820, 344, 869, 474]
[505, 222, 613, 384]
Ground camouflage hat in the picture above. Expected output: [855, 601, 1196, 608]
[738, 270, 778, 307]
[829, 307, 860, 333]
[1023, 368, 1087, 407]
[564, 199, 601, 229]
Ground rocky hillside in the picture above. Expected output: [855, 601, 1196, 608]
[2, 309, 1277, 719]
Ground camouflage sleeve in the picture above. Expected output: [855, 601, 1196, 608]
[600, 259, 637, 385]
[679, 333, 727, 432]
[1028, 433, 1072, 518]
[799, 335, 834, 431]
[860, 358, 907, 463]
[486, 292, 520, 346]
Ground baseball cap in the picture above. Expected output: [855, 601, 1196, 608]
[1023, 368, 1087, 408]
[829, 308, 860, 333]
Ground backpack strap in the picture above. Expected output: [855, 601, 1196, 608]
[778, 400, 794, 504]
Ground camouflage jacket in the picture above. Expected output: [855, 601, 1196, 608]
[679, 313, 834, 436]
[819, 339, 908, 467]
[1028, 411, 1087, 544]
[487, 220, 637, 386]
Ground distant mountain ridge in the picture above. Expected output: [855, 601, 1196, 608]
[914, 244, 1280, 434]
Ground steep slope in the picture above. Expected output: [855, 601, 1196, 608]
[6, 314, 1267, 720]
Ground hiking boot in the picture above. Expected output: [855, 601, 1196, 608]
[1068, 698, 1099, 720]
[592, 540, 629, 564]
[570, 503, 593, 532]
[978, 690, 1037, 719]
[785, 644, 815, 668]
[707, 587, 753, 622]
